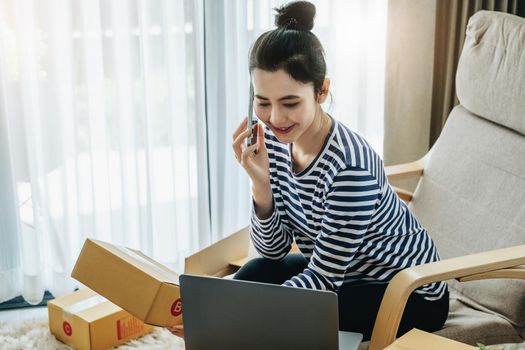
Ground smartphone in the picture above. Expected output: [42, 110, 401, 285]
[246, 83, 256, 147]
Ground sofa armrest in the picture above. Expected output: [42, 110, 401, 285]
[368, 244, 525, 350]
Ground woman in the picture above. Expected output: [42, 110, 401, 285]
[170, 1, 448, 340]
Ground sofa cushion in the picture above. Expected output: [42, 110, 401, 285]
[409, 105, 525, 328]
[434, 289, 523, 346]
[456, 11, 525, 136]
[357, 290, 522, 350]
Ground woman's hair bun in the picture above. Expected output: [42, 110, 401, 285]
[274, 1, 316, 31]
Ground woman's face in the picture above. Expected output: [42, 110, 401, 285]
[252, 68, 320, 144]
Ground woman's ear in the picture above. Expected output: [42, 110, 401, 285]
[317, 78, 331, 104]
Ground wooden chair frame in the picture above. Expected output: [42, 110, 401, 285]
[369, 156, 525, 350]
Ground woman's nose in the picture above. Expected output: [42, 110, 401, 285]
[270, 107, 285, 124]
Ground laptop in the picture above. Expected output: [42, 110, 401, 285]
[179, 274, 363, 350]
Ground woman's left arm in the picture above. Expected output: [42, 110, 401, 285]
[283, 167, 381, 291]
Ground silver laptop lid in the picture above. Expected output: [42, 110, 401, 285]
[180, 274, 340, 350]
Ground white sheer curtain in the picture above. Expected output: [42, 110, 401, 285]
[0, 0, 387, 305]
[205, 0, 387, 240]
[0, 0, 209, 304]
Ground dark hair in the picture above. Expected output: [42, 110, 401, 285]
[249, 1, 327, 96]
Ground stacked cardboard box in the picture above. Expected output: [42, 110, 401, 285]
[48, 288, 153, 350]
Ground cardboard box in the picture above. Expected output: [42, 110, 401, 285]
[384, 329, 476, 350]
[71, 226, 253, 327]
[184, 226, 300, 272]
[72, 226, 300, 327]
[48, 288, 153, 350]
[184, 226, 252, 276]
[71, 238, 185, 327]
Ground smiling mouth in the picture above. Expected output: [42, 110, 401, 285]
[273, 125, 295, 134]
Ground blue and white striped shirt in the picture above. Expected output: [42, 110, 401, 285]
[250, 116, 447, 301]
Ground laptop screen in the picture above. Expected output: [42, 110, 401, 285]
[179, 274, 341, 350]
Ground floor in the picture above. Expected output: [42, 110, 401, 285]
[1, 306, 524, 350]
[0, 306, 48, 323]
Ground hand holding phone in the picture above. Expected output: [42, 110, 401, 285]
[232, 90, 269, 193]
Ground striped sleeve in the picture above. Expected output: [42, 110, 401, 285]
[283, 167, 381, 291]
[250, 197, 293, 261]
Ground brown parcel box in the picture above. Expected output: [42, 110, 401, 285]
[48, 288, 153, 350]
[184, 225, 300, 274]
[184, 225, 252, 276]
[72, 226, 252, 327]
[71, 238, 185, 327]
[384, 329, 476, 350]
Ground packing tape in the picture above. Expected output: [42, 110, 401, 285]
[64, 294, 109, 315]
[112, 245, 179, 284]
[60, 294, 109, 337]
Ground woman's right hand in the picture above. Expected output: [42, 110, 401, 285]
[167, 325, 184, 339]
[232, 117, 270, 188]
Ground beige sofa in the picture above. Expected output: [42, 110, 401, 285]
[362, 10, 525, 350]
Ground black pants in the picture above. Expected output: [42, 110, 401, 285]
[233, 254, 449, 341]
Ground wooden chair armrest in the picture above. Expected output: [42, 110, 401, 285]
[457, 264, 525, 282]
[391, 186, 413, 202]
[385, 156, 426, 182]
[368, 244, 525, 350]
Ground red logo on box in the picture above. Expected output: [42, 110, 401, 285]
[171, 299, 182, 316]
[63, 321, 73, 336]
[116, 315, 145, 340]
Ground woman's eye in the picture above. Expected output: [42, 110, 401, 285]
[257, 102, 298, 108]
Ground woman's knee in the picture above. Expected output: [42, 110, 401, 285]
[233, 254, 308, 284]
[233, 257, 280, 283]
